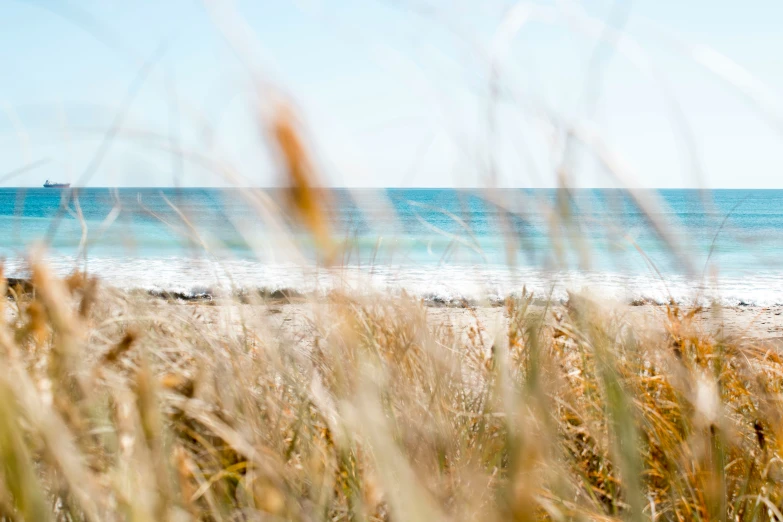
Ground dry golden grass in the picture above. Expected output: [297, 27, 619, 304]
[4, 2, 780, 519]
[0, 266, 780, 521]
[3, 27, 780, 519]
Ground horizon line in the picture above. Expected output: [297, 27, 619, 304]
[6, 186, 783, 191]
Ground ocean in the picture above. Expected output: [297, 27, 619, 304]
[2, 187, 782, 306]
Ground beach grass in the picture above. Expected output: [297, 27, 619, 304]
[0, 92, 779, 521]
[0, 263, 781, 521]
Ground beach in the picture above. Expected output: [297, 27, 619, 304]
[152, 296, 783, 350]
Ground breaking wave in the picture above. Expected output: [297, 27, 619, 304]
[5, 255, 783, 307]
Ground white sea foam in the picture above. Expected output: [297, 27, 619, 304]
[5, 254, 783, 307]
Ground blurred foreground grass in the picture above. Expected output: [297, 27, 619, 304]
[0, 263, 781, 521]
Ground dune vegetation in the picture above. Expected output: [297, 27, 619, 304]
[0, 262, 780, 521]
[0, 89, 778, 522]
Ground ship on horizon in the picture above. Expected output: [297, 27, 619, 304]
[43, 180, 70, 188]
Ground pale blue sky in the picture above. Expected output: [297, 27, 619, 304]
[2, 0, 783, 188]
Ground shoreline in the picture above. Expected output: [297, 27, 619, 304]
[7, 276, 783, 341]
[134, 287, 783, 311]
[7, 258, 783, 309]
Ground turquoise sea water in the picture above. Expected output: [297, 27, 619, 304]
[2, 188, 782, 305]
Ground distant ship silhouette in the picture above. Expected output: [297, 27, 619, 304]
[43, 180, 70, 188]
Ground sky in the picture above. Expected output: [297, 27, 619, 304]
[1, 0, 783, 188]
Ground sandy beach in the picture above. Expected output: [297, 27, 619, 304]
[153, 297, 783, 353]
